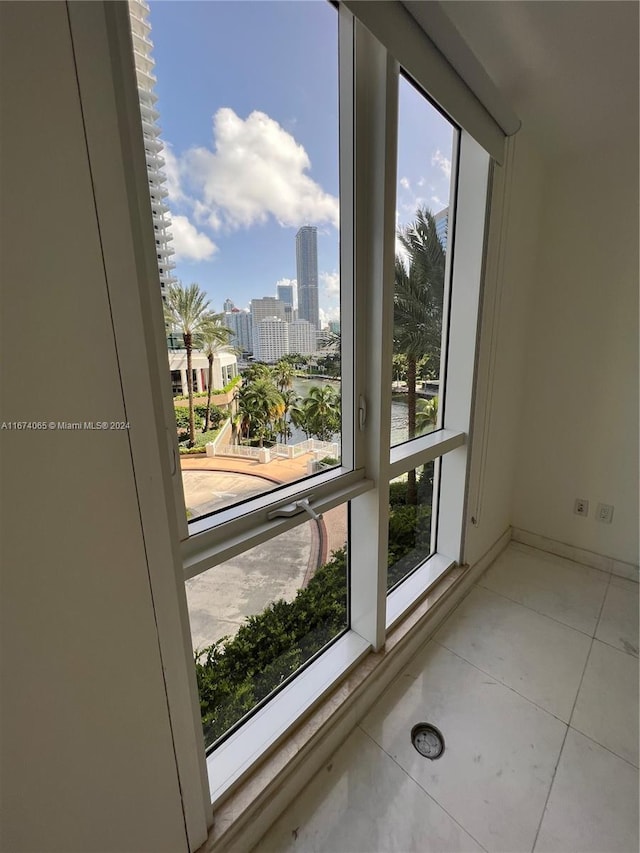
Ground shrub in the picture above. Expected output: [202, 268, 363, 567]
[178, 426, 224, 454]
[174, 408, 191, 430]
[195, 549, 347, 745]
[173, 375, 241, 402]
[389, 480, 409, 507]
[194, 462, 437, 741]
[193, 404, 224, 429]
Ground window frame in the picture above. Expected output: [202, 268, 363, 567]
[70, 0, 492, 845]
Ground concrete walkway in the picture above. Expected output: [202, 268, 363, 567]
[182, 454, 347, 651]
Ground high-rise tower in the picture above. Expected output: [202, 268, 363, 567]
[296, 226, 319, 330]
[276, 281, 295, 322]
[128, 0, 176, 299]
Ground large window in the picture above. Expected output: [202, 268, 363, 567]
[391, 74, 455, 449]
[129, 0, 487, 758]
[130, 0, 343, 527]
[102, 0, 492, 832]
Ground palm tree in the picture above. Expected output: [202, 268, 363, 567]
[288, 396, 309, 438]
[415, 396, 438, 434]
[278, 388, 301, 444]
[201, 318, 233, 432]
[164, 281, 217, 447]
[394, 208, 445, 503]
[302, 385, 341, 442]
[273, 359, 296, 394]
[242, 362, 272, 383]
[237, 378, 285, 447]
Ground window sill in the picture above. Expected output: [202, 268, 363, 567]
[200, 555, 469, 853]
[206, 630, 371, 806]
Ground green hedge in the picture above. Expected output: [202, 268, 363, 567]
[194, 463, 436, 745]
[178, 426, 224, 455]
[195, 549, 347, 746]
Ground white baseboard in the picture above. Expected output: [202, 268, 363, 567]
[511, 527, 639, 583]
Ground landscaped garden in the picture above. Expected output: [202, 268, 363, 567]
[194, 464, 434, 747]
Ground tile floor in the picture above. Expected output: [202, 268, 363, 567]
[254, 542, 639, 853]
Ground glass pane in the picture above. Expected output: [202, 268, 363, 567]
[129, 0, 342, 524]
[187, 503, 348, 748]
[387, 461, 436, 591]
[391, 74, 455, 448]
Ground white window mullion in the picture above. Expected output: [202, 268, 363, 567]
[438, 132, 491, 561]
[388, 428, 465, 479]
[349, 21, 398, 651]
[338, 2, 356, 474]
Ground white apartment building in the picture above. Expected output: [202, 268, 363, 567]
[434, 205, 449, 249]
[167, 350, 238, 397]
[250, 296, 286, 326]
[253, 317, 289, 363]
[288, 318, 316, 355]
[128, 0, 176, 297]
[223, 309, 253, 354]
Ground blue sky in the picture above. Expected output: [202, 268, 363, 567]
[148, 0, 454, 322]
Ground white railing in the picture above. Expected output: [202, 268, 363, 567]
[207, 436, 340, 464]
[271, 439, 339, 459]
[211, 444, 261, 459]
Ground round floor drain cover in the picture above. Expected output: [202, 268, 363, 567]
[411, 723, 444, 759]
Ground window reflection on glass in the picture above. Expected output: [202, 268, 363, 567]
[391, 73, 455, 448]
[387, 461, 436, 591]
[130, 0, 342, 523]
[188, 503, 348, 748]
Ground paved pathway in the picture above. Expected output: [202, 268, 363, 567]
[181, 454, 347, 651]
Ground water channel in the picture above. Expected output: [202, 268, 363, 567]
[289, 376, 423, 447]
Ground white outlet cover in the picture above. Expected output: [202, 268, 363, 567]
[596, 503, 614, 523]
[574, 498, 589, 516]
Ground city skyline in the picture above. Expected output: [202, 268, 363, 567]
[145, 0, 454, 319]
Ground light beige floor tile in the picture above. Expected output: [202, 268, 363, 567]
[535, 728, 639, 853]
[434, 586, 592, 720]
[479, 543, 609, 635]
[612, 559, 640, 583]
[253, 726, 483, 853]
[361, 642, 566, 853]
[571, 639, 639, 766]
[595, 575, 639, 657]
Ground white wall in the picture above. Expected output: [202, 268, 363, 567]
[512, 135, 639, 567]
[0, 4, 188, 850]
[463, 133, 545, 566]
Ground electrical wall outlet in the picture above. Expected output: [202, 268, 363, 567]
[596, 503, 614, 524]
[574, 498, 589, 517]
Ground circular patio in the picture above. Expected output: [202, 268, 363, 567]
[182, 469, 319, 651]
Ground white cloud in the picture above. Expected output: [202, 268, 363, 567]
[417, 176, 425, 188]
[399, 176, 410, 190]
[431, 150, 451, 179]
[171, 214, 218, 262]
[320, 270, 340, 299]
[192, 200, 223, 232]
[163, 144, 185, 203]
[430, 195, 443, 208]
[319, 306, 340, 326]
[182, 108, 339, 231]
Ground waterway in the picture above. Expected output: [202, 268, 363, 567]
[289, 377, 417, 446]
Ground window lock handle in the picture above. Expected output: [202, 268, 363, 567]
[267, 497, 322, 522]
